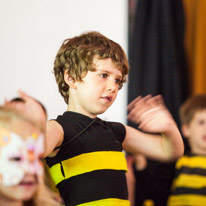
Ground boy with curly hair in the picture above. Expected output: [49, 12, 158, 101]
[17, 31, 184, 206]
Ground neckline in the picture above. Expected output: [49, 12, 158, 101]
[63, 111, 101, 122]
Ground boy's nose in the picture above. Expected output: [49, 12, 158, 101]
[106, 80, 117, 92]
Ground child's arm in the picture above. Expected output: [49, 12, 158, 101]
[126, 154, 136, 206]
[45, 120, 64, 157]
[14, 90, 64, 157]
[123, 95, 184, 162]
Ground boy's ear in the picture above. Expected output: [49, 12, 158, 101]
[64, 71, 76, 89]
[181, 124, 190, 138]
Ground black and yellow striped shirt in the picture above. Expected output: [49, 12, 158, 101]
[167, 154, 206, 206]
[46, 111, 129, 206]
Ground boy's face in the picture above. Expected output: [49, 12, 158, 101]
[182, 109, 206, 154]
[68, 57, 123, 118]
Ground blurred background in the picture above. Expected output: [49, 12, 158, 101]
[0, 1, 206, 206]
[127, 1, 206, 206]
[0, 0, 205, 122]
[128, 0, 206, 127]
[0, 0, 128, 122]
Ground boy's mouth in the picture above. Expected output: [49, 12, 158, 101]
[102, 96, 112, 102]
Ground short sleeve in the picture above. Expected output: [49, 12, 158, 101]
[106, 122, 126, 143]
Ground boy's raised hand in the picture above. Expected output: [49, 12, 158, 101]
[127, 95, 175, 133]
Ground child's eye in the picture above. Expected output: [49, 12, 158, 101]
[100, 73, 108, 78]
[115, 79, 123, 89]
[9, 156, 22, 162]
[198, 120, 205, 125]
[115, 79, 122, 84]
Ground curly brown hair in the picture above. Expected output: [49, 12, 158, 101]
[53, 31, 129, 104]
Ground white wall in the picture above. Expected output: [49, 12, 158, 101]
[0, 0, 128, 123]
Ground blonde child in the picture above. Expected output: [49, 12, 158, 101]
[167, 94, 206, 206]
[16, 31, 184, 206]
[4, 97, 62, 204]
[0, 106, 59, 206]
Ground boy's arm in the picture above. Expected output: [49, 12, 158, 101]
[45, 120, 64, 157]
[123, 95, 184, 162]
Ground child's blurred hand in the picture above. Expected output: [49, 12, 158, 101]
[127, 95, 175, 133]
[5, 90, 47, 123]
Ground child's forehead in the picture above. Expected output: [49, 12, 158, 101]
[192, 109, 206, 120]
[93, 56, 123, 76]
[0, 119, 42, 139]
[196, 109, 206, 115]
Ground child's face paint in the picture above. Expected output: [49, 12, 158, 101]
[0, 129, 44, 186]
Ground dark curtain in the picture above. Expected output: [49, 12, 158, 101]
[128, 0, 189, 125]
[128, 0, 189, 205]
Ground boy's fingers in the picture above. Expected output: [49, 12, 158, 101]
[127, 96, 142, 111]
[128, 94, 157, 111]
[148, 95, 164, 106]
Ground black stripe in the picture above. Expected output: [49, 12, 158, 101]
[57, 170, 128, 206]
[172, 187, 206, 196]
[54, 118, 96, 150]
[175, 166, 206, 177]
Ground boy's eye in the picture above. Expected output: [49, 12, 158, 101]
[9, 156, 22, 162]
[100, 73, 108, 78]
[116, 79, 123, 89]
[115, 79, 122, 84]
[198, 120, 205, 125]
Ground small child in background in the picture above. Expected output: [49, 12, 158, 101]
[167, 94, 206, 206]
[4, 96, 62, 204]
[0, 106, 60, 206]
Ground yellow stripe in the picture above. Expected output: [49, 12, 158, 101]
[176, 156, 206, 169]
[168, 194, 206, 205]
[50, 151, 127, 185]
[49, 163, 64, 186]
[77, 198, 130, 206]
[172, 174, 206, 188]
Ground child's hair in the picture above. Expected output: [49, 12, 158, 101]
[53, 31, 129, 104]
[0, 106, 60, 206]
[0, 106, 43, 133]
[179, 94, 206, 125]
